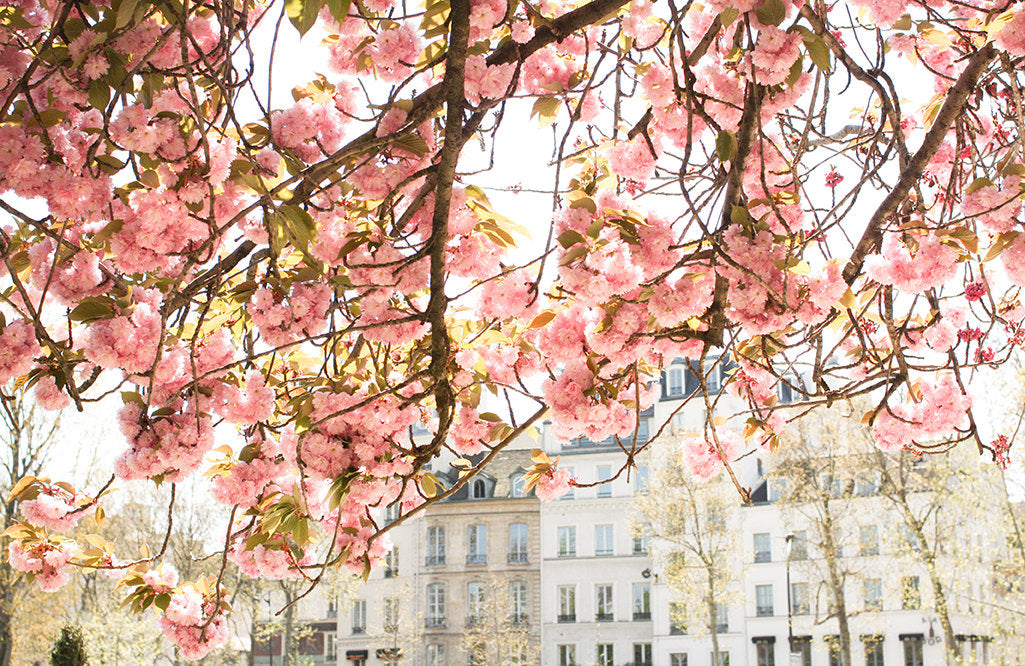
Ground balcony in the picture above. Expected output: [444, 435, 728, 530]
[756, 606, 774, 617]
[466, 553, 487, 565]
[596, 613, 614, 622]
[669, 625, 686, 636]
[509, 613, 528, 625]
[633, 611, 651, 621]
[557, 614, 576, 623]
[466, 616, 484, 628]
[384, 567, 398, 578]
[425, 617, 446, 629]
[508, 551, 528, 564]
[716, 623, 729, 634]
[352, 626, 366, 635]
[425, 555, 445, 567]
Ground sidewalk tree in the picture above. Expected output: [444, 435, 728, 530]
[1, 0, 1025, 657]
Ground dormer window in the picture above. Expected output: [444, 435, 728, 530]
[472, 478, 487, 499]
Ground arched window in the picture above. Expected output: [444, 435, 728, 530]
[510, 473, 525, 497]
[472, 478, 487, 499]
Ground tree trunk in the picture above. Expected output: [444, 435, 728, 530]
[706, 570, 721, 664]
[0, 580, 13, 666]
[908, 517, 958, 663]
[820, 501, 852, 666]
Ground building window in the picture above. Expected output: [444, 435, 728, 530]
[634, 643, 653, 666]
[856, 472, 879, 496]
[508, 522, 528, 563]
[901, 635, 924, 666]
[384, 503, 400, 523]
[754, 533, 772, 562]
[790, 531, 808, 560]
[595, 524, 614, 556]
[383, 598, 399, 633]
[790, 582, 810, 615]
[755, 584, 774, 616]
[863, 636, 884, 666]
[711, 651, 730, 666]
[558, 585, 576, 622]
[667, 366, 685, 397]
[825, 636, 842, 666]
[427, 526, 446, 566]
[471, 478, 487, 499]
[633, 524, 651, 555]
[467, 524, 487, 565]
[596, 584, 614, 621]
[902, 576, 921, 610]
[509, 581, 527, 623]
[385, 546, 399, 577]
[669, 602, 687, 634]
[510, 473, 526, 497]
[467, 582, 486, 626]
[715, 603, 729, 633]
[754, 639, 775, 666]
[325, 631, 337, 660]
[861, 525, 880, 556]
[352, 599, 366, 634]
[791, 637, 812, 666]
[898, 524, 916, 551]
[635, 464, 649, 493]
[426, 583, 445, 628]
[557, 645, 576, 666]
[427, 644, 446, 666]
[864, 578, 883, 612]
[597, 465, 612, 497]
[596, 644, 614, 666]
[558, 526, 576, 557]
[633, 583, 651, 620]
[670, 655, 688, 666]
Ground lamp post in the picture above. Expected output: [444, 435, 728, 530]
[785, 534, 799, 666]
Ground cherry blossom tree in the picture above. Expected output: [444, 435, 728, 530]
[2, 0, 1025, 657]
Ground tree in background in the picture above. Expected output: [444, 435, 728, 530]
[1, 390, 62, 666]
[639, 467, 741, 664]
[2, 0, 1025, 658]
[49, 625, 88, 666]
[459, 574, 534, 666]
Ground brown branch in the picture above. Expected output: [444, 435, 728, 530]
[840, 42, 996, 285]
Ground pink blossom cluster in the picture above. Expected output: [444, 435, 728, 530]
[8, 539, 74, 592]
[534, 466, 573, 501]
[33, 376, 71, 411]
[81, 288, 162, 374]
[679, 428, 744, 481]
[115, 403, 215, 481]
[158, 586, 230, 661]
[871, 374, 972, 452]
[211, 432, 293, 507]
[960, 177, 1021, 233]
[994, 7, 1025, 57]
[229, 542, 302, 579]
[27, 238, 106, 304]
[846, 0, 909, 27]
[247, 283, 332, 347]
[19, 485, 82, 532]
[864, 232, 959, 293]
[746, 27, 802, 86]
[215, 370, 275, 425]
[0, 320, 41, 385]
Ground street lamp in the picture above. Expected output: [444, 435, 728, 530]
[785, 534, 801, 666]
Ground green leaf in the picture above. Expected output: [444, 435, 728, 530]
[88, 80, 110, 110]
[719, 6, 739, 26]
[154, 593, 171, 611]
[802, 33, 831, 72]
[755, 0, 785, 26]
[715, 130, 738, 162]
[115, 0, 140, 29]
[325, 0, 351, 25]
[785, 56, 804, 88]
[557, 229, 586, 249]
[531, 96, 560, 128]
[285, 0, 323, 36]
[965, 177, 993, 196]
[69, 299, 115, 323]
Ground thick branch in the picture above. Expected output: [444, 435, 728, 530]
[841, 43, 996, 285]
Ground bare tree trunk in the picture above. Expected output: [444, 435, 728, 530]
[820, 501, 852, 666]
[706, 570, 721, 664]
